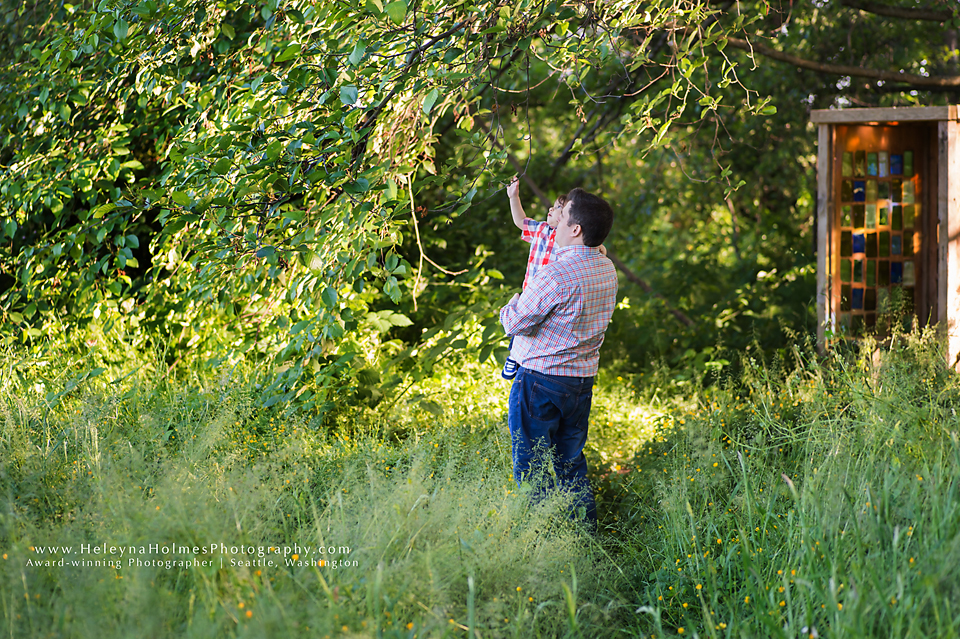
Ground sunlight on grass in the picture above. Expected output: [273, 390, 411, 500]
[3, 327, 960, 637]
[0, 350, 648, 638]
[623, 327, 960, 638]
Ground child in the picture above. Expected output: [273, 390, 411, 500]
[501, 178, 609, 380]
[501, 176, 566, 379]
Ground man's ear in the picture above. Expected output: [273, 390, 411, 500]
[570, 223, 583, 239]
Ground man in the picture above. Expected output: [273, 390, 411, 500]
[499, 187, 618, 524]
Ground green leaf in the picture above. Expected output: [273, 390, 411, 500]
[299, 248, 322, 271]
[419, 399, 444, 416]
[91, 203, 117, 219]
[291, 319, 310, 334]
[383, 276, 401, 303]
[479, 343, 495, 363]
[266, 140, 283, 161]
[213, 157, 232, 175]
[385, 180, 398, 200]
[344, 178, 370, 194]
[422, 88, 439, 115]
[256, 246, 276, 258]
[385, 0, 406, 24]
[321, 286, 338, 308]
[221, 23, 235, 39]
[340, 85, 358, 106]
[760, 105, 777, 116]
[113, 19, 129, 41]
[348, 42, 367, 67]
[368, 314, 391, 332]
[387, 311, 412, 327]
[275, 42, 302, 63]
[443, 47, 463, 63]
[286, 8, 305, 24]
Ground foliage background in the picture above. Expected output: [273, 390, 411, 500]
[5, 0, 958, 401]
[4, 0, 960, 637]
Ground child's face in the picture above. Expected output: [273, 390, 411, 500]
[546, 198, 564, 227]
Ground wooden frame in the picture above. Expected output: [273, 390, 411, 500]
[812, 106, 960, 367]
[816, 124, 833, 348]
[940, 120, 960, 367]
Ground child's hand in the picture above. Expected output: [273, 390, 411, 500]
[506, 176, 520, 200]
[599, 244, 608, 256]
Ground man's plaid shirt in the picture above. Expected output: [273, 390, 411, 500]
[521, 218, 556, 290]
[500, 245, 618, 378]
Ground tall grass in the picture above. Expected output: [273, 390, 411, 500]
[622, 328, 960, 638]
[0, 346, 638, 638]
[4, 325, 960, 637]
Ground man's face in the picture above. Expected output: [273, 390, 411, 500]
[546, 198, 564, 227]
[554, 201, 581, 247]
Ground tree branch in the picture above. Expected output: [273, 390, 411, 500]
[840, 0, 955, 23]
[724, 36, 960, 88]
[605, 251, 695, 327]
[475, 118, 554, 206]
[544, 2, 735, 184]
[351, 17, 479, 167]
[476, 137, 697, 328]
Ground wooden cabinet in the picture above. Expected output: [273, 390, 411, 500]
[813, 107, 960, 365]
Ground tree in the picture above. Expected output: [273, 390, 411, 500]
[412, 0, 960, 377]
[1, 0, 822, 407]
[729, 0, 960, 95]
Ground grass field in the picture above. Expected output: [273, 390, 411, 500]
[2, 327, 959, 638]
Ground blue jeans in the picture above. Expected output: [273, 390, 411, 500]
[507, 367, 597, 524]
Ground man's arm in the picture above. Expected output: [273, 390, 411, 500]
[507, 177, 526, 231]
[500, 272, 563, 336]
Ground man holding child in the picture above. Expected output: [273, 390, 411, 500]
[499, 179, 618, 525]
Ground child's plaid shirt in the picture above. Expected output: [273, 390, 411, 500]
[521, 218, 556, 290]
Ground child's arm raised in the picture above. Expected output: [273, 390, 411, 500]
[507, 177, 526, 230]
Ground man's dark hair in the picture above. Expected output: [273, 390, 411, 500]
[564, 188, 613, 247]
